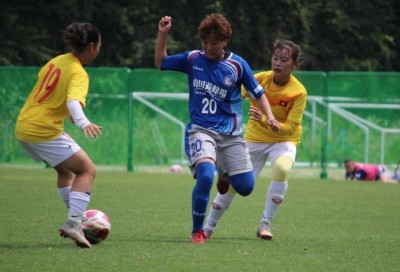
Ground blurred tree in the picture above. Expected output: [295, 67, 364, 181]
[0, 0, 398, 71]
[304, 0, 397, 71]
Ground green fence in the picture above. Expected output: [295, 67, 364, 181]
[1, 67, 399, 176]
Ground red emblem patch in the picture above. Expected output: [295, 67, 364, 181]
[279, 100, 288, 107]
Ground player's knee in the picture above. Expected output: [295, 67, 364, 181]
[196, 162, 215, 184]
[87, 164, 97, 179]
[81, 162, 96, 182]
[194, 162, 215, 196]
[272, 156, 293, 182]
[230, 171, 255, 196]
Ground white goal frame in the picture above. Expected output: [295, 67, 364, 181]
[128, 92, 325, 171]
[127, 92, 400, 171]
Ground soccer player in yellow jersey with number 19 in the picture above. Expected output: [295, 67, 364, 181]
[15, 22, 102, 248]
[204, 40, 307, 240]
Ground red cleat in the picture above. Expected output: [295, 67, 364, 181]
[191, 230, 206, 244]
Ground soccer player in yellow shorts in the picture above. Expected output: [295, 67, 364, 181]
[204, 40, 307, 240]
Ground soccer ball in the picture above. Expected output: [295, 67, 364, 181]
[82, 209, 111, 244]
[170, 164, 183, 173]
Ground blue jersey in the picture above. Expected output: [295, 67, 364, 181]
[161, 50, 264, 135]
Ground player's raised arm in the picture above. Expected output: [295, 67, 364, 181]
[155, 16, 172, 68]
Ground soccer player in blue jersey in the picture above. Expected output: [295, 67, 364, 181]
[155, 14, 279, 243]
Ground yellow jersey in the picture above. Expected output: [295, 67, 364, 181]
[243, 71, 307, 146]
[15, 53, 89, 142]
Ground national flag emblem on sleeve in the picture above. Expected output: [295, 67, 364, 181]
[279, 100, 288, 107]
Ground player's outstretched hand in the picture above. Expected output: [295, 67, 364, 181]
[249, 106, 279, 131]
[159, 16, 172, 33]
[83, 123, 102, 138]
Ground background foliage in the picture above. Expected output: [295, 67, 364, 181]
[1, 0, 399, 71]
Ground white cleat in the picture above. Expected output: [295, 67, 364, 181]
[59, 222, 91, 248]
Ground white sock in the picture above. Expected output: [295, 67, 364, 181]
[204, 192, 235, 233]
[68, 191, 90, 224]
[58, 186, 71, 208]
[261, 181, 288, 225]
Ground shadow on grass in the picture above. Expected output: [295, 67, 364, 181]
[109, 235, 258, 244]
[0, 242, 82, 250]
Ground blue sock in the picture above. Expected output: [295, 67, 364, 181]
[230, 171, 255, 196]
[192, 162, 215, 233]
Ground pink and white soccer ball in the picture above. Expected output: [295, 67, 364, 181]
[170, 164, 183, 173]
[82, 209, 111, 244]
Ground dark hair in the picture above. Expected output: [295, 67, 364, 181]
[62, 22, 101, 53]
[273, 40, 303, 67]
[198, 13, 232, 41]
[343, 159, 353, 165]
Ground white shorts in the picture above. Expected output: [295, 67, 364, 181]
[185, 124, 252, 178]
[18, 132, 81, 167]
[378, 165, 398, 180]
[247, 142, 297, 177]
